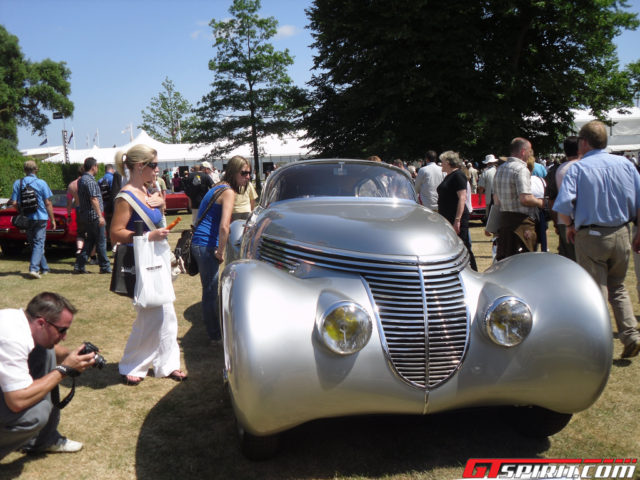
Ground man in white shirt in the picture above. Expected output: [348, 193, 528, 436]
[202, 161, 221, 184]
[0, 293, 95, 458]
[414, 150, 444, 211]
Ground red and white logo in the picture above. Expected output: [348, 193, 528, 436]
[462, 458, 637, 479]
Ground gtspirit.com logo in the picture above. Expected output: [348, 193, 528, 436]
[462, 458, 637, 479]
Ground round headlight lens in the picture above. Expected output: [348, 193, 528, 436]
[483, 297, 532, 347]
[318, 302, 372, 355]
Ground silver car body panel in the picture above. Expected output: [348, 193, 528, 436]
[221, 160, 612, 436]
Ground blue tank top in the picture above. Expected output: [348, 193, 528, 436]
[122, 190, 163, 232]
[192, 184, 227, 248]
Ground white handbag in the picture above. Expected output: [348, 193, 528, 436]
[116, 192, 176, 308]
[133, 234, 176, 308]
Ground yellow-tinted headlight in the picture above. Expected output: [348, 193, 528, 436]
[318, 302, 372, 355]
[483, 297, 532, 347]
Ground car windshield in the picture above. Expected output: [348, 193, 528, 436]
[51, 193, 67, 207]
[262, 162, 416, 206]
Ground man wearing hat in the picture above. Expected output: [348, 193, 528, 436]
[185, 163, 214, 225]
[203, 162, 221, 184]
[477, 154, 498, 219]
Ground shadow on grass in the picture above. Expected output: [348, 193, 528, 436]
[0, 453, 35, 479]
[133, 303, 550, 480]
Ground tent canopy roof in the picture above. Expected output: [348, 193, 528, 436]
[30, 129, 312, 164]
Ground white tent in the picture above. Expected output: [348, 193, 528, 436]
[24, 129, 314, 170]
[573, 107, 640, 153]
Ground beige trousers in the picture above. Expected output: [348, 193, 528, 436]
[575, 224, 639, 346]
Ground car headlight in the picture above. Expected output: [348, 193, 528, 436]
[317, 302, 372, 355]
[483, 296, 532, 347]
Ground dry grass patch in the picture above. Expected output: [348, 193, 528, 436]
[0, 217, 639, 480]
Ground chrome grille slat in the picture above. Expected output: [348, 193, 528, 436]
[257, 235, 469, 390]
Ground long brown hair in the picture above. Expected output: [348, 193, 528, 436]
[222, 155, 249, 194]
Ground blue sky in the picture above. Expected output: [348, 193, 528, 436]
[2, 0, 640, 151]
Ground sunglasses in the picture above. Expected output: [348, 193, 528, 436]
[145, 162, 158, 169]
[240, 171, 251, 176]
[44, 318, 69, 335]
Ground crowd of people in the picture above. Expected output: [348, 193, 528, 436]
[399, 121, 640, 362]
[2, 124, 640, 459]
[0, 144, 255, 458]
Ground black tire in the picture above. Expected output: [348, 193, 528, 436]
[236, 420, 279, 461]
[509, 406, 573, 438]
[0, 241, 24, 256]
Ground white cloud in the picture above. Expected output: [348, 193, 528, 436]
[190, 30, 202, 40]
[276, 25, 298, 38]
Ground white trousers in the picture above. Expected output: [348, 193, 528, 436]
[118, 302, 181, 378]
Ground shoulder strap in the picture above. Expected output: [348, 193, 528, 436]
[194, 185, 230, 228]
[116, 191, 156, 231]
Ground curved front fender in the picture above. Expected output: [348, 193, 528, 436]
[428, 253, 612, 415]
[220, 260, 425, 435]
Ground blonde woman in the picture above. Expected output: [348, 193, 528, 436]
[231, 166, 257, 221]
[110, 144, 187, 385]
[191, 155, 250, 344]
[437, 151, 477, 270]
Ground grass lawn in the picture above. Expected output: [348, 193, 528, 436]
[1, 216, 639, 480]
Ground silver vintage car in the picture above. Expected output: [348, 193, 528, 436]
[220, 159, 612, 459]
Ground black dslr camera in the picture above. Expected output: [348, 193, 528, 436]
[79, 341, 106, 369]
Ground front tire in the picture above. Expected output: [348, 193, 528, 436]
[509, 406, 573, 438]
[0, 241, 24, 256]
[236, 420, 279, 461]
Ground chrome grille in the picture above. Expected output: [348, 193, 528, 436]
[256, 235, 470, 389]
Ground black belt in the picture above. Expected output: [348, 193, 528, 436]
[579, 222, 628, 230]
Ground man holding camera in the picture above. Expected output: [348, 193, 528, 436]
[0, 292, 96, 459]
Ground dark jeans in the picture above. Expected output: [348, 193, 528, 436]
[75, 220, 110, 272]
[191, 244, 222, 340]
[457, 218, 477, 271]
[0, 347, 61, 458]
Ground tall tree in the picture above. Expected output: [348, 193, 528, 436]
[193, 0, 308, 193]
[138, 77, 196, 143]
[305, 0, 638, 160]
[627, 60, 640, 104]
[0, 25, 73, 149]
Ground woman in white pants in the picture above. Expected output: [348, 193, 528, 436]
[110, 144, 187, 386]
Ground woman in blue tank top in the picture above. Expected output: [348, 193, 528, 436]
[191, 155, 251, 343]
[110, 144, 187, 386]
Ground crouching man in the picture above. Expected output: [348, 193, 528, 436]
[0, 292, 95, 459]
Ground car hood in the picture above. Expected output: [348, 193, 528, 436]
[253, 198, 464, 259]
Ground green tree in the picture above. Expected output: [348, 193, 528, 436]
[627, 60, 640, 104]
[193, 0, 308, 193]
[0, 25, 73, 150]
[304, 0, 638, 160]
[138, 77, 196, 143]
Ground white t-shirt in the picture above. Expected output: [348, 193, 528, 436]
[531, 175, 546, 199]
[414, 162, 445, 210]
[0, 309, 35, 392]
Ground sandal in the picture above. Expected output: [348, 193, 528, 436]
[121, 374, 143, 386]
[166, 370, 188, 382]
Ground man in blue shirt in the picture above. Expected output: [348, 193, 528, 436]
[554, 120, 640, 359]
[7, 161, 56, 279]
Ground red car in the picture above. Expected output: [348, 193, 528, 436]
[470, 193, 487, 221]
[0, 192, 78, 255]
[164, 191, 191, 214]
